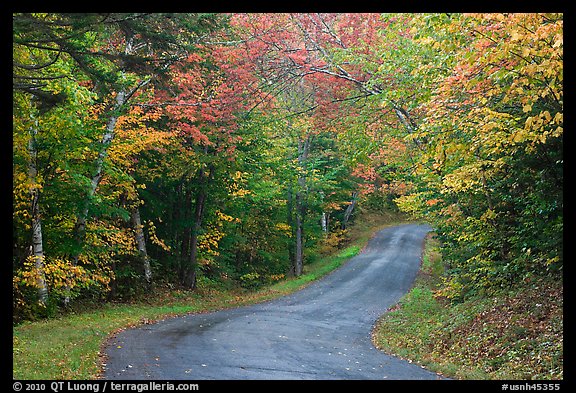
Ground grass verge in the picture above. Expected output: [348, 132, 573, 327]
[372, 233, 563, 380]
[13, 210, 409, 380]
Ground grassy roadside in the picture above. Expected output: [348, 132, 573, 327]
[13, 210, 409, 380]
[372, 233, 563, 380]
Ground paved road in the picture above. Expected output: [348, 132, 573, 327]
[103, 223, 442, 380]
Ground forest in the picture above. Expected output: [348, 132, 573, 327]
[13, 13, 562, 323]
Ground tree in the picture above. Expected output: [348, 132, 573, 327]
[395, 13, 563, 297]
[67, 13, 224, 289]
[13, 19, 102, 308]
[12, 13, 227, 311]
[134, 22, 264, 288]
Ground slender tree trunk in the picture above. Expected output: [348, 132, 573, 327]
[294, 200, 304, 276]
[72, 84, 129, 262]
[286, 185, 296, 273]
[293, 135, 311, 277]
[65, 87, 128, 306]
[131, 207, 152, 286]
[28, 119, 48, 305]
[179, 185, 192, 281]
[183, 191, 205, 289]
[321, 212, 329, 235]
[342, 191, 358, 229]
[183, 164, 215, 289]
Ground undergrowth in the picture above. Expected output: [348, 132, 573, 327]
[372, 233, 563, 380]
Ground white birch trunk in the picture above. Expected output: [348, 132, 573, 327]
[321, 212, 328, 234]
[131, 207, 152, 284]
[28, 119, 48, 305]
[65, 87, 128, 306]
[72, 88, 126, 257]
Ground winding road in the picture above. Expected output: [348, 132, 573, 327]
[103, 223, 443, 380]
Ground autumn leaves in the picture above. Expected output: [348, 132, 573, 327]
[13, 13, 562, 320]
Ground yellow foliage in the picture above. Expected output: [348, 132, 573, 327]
[275, 222, 292, 235]
[268, 274, 285, 281]
[230, 188, 252, 198]
[216, 210, 239, 223]
[13, 173, 32, 226]
[14, 255, 111, 294]
[441, 166, 482, 194]
[109, 107, 173, 171]
[147, 220, 171, 252]
[83, 220, 135, 259]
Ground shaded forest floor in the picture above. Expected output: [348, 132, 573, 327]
[13, 210, 409, 380]
[372, 234, 563, 380]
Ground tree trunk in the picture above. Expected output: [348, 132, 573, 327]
[342, 191, 358, 229]
[294, 198, 304, 277]
[286, 185, 296, 273]
[65, 87, 127, 306]
[28, 119, 48, 306]
[321, 212, 329, 235]
[293, 135, 311, 277]
[72, 84, 130, 262]
[131, 207, 152, 286]
[179, 185, 192, 281]
[183, 164, 215, 289]
[183, 190, 205, 289]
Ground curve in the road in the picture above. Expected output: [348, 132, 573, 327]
[103, 223, 443, 380]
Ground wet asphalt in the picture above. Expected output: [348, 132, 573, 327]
[103, 223, 444, 380]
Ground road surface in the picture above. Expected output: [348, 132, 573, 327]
[103, 223, 443, 380]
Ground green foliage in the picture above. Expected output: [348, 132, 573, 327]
[238, 272, 262, 289]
